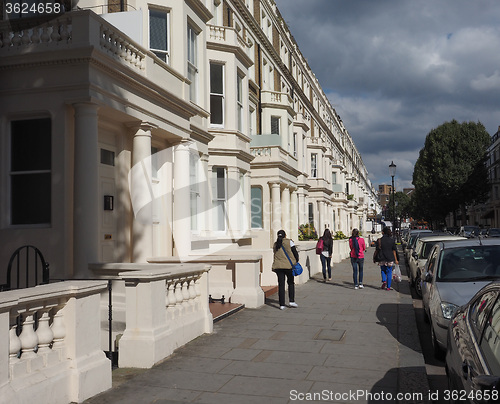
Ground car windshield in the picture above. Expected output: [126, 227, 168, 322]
[490, 229, 500, 236]
[437, 246, 500, 282]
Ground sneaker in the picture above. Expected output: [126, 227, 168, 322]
[354, 286, 359, 290]
[328, 278, 332, 281]
[381, 282, 387, 290]
[289, 302, 298, 308]
[280, 306, 286, 310]
[386, 287, 392, 291]
[359, 284, 364, 289]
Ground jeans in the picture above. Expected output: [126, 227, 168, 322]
[351, 257, 364, 286]
[380, 264, 393, 288]
[274, 269, 295, 306]
[320, 254, 332, 279]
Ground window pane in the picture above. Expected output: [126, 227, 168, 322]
[11, 173, 51, 224]
[271, 116, 280, 135]
[210, 95, 223, 125]
[251, 187, 262, 228]
[101, 149, 115, 166]
[210, 64, 223, 94]
[188, 26, 197, 65]
[216, 168, 225, 199]
[215, 200, 225, 231]
[150, 10, 167, 51]
[11, 118, 51, 171]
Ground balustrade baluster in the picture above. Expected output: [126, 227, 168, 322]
[60, 21, 70, 42]
[51, 304, 66, 350]
[50, 24, 61, 42]
[36, 309, 53, 354]
[188, 277, 197, 300]
[9, 316, 21, 362]
[31, 27, 40, 44]
[19, 312, 38, 359]
[175, 281, 184, 308]
[12, 32, 22, 46]
[41, 26, 50, 43]
[21, 30, 30, 45]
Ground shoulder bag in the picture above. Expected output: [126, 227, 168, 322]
[315, 238, 324, 255]
[281, 245, 303, 276]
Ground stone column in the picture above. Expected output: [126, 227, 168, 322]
[281, 186, 290, 237]
[298, 189, 306, 226]
[73, 102, 99, 278]
[290, 189, 299, 241]
[227, 167, 240, 234]
[270, 182, 281, 239]
[131, 123, 154, 262]
[173, 141, 191, 258]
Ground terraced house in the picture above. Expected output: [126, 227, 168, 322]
[0, 0, 378, 401]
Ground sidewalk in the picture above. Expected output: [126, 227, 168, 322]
[85, 247, 430, 404]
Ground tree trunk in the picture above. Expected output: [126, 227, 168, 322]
[460, 203, 467, 225]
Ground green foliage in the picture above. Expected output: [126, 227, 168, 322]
[333, 231, 348, 240]
[387, 191, 411, 222]
[298, 224, 318, 240]
[412, 120, 490, 223]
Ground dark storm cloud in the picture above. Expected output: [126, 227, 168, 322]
[274, 0, 500, 190]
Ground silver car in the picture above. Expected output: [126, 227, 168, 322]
[421, 238, 500, 358]
[408, 235, 465, 297]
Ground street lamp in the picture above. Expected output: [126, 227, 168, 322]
[389, 161, 396, 233]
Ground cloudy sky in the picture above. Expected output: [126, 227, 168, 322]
[273, 0, 500, 191]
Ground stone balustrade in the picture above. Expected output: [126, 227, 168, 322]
[147, 256, 265, 309]
[0, 281, 111, 404]
[0, 15, 72, 49]
[0, 11, 146, 71]
[88, 263, 213, 369]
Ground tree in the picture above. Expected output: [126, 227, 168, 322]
[387, 191, 411, 224]
[412, 120, 490, 226]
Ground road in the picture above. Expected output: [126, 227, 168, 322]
[400, 250, 449, 404]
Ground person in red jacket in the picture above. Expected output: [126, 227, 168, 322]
[349, 228, 366, 289]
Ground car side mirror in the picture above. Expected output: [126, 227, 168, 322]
[425, 272, 433, 283]
[412, 252, 418, 259]
[473, 375, 500, 402]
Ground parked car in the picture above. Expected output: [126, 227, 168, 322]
[421, 238, 500, 357]
[459, 225, 481, 238]
[404, 230, 433, 264]
[446, 281, 500, 403]
[408, 235, 466, 297]
[487, 228, 500, 238]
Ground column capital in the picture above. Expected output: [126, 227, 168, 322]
[126, 121, 158, 133]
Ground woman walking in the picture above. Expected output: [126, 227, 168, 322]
[318, 229, 333, 281]
[376, 227, 399, 290]
[272, 230, 299, 310]
[349, 229, 366, 289]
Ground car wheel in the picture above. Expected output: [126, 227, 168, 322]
[431, 322, 445, 360]
[415, 271, 422, 298]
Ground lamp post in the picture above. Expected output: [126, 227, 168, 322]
[389, 161, 396, 233]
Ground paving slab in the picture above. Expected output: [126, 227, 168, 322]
[84, 247, 431, 404]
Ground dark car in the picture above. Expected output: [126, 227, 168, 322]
[446, 281, 500, 403]
[487, 228, 500, 238]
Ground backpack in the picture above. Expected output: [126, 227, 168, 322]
[316, 238, 324, 255]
